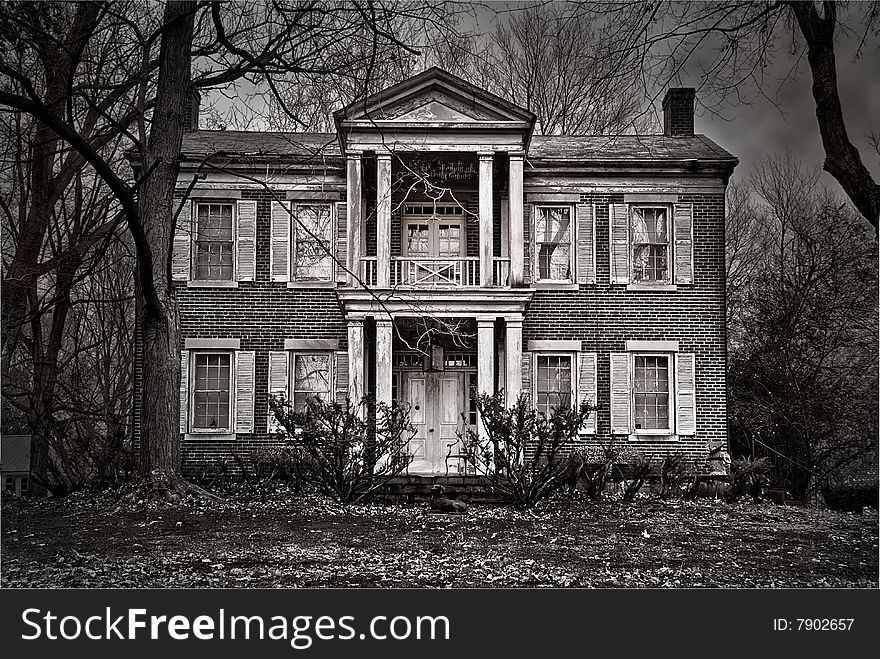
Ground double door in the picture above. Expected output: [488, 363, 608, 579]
[400, 371, 467, 474]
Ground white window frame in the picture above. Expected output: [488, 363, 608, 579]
[631, 351, 675, 436]
[533, 204, 576, 284]
[193, 201, 238, 282]
[401, 202, 467, 258]
[289, 351, 334, 411]
[532, 351, 577, 415]
[629, 204, 672, 285]
[189, 350, 235, 433]
[291, 202, 335, 283]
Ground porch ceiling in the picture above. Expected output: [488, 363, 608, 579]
[337, 289, 533, 319]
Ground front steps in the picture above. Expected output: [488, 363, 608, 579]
[376, 475, 502, 504]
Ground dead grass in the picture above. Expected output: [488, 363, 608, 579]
[2, 488, 877, 588]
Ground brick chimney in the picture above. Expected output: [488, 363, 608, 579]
[183, 86, 201, 131]
[662, 88, 695, 136]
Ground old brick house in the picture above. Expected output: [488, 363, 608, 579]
[133, 68, 737, 478]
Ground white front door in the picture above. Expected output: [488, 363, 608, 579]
[401, 371, 466, 474]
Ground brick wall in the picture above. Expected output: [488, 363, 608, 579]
[522, 192, 726, 464]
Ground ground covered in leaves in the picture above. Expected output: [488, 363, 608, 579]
[2, 486, 877, 588]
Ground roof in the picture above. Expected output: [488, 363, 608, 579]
[528, 134, 736, 162]
[181, 130, 735, 165]
[1, 434, 32, 473]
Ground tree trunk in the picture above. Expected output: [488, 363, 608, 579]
[789, 1, 880, 232]
[136, 1, 194, 483]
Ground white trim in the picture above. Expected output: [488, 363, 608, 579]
[531, 351, 577, 414]
[530, 282, 580, 291]
[532, 202, 576, 284]
[285, 338, 340, 351]
[630, 352, 675, 436]
[184, 433, 236, 441]
[291, 201, 335, 284]
[625, 340, 679, 352]
[190, 189, 242, 199]
[626, 283, 677, 292]
[527, 339, 581, 351]
[628, 203, 673, 286]
[192, 200, 238, 283]
[186, 280, 239, 288]
[188, 349, 235, 434]
[185, 338, 241, 349]
[624, 193, 679, 203]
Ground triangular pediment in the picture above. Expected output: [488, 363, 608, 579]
[335, 68, 535, 125]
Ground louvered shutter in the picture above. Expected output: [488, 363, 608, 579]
[673, 203, 694, 284]
[523, 204, 532, 284]
[609, 203, 629, 284]
[520, 351, 532, 403]
[675, 353, 696, 435]
[179, 350, 190, 433]
[609, 352, 631, 434]
[234, 350, 255, 433]
[335, 201, 348, 284]
[578, 352, 598, 434]
[172, 200, 192, 281]
[335, 351, 349, 404]
[236, 200, 257, 282]
[576, 203, 596, 284]
[270, 201, 290, 282]
[267, 351, 289, 432]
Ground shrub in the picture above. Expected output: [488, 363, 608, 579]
[578, 443, 620, 501]
[459, 392, 594, 509]
[620, 453, 653, 502]
[727, 456, 772, 502]
[251, 446, 311, 494]
[660, 452, 697, 498]
[269, 394, 414, 504]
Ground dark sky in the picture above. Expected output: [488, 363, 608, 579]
[680, 19, 880, 188]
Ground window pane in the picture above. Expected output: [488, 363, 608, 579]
[438, 223, 461, 257]
[535, 355, 572, 415]
[631, 207, 669, 282]
[536, 207, 571, 280]
[406, 224, 430, 256]
[633, 356, 670, 430]
[293, 205, 332, 281]
[193, 353, 231, 430]
[195, 204, 234, 280]
[293, 353, 331, 411]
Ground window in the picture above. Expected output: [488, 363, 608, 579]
[631, 206, 670, 283]
[292, 204, 333, 281]
[633, 355, 671, 432]
[535, 205, 573, 281]
[3, 476, 13, 492]
[19, 476, 28, 495]
[195, 203, 235, 280]
[535, 354, 573, 414]
[192, 352, 232, 431]
[291, 353, 332, 411]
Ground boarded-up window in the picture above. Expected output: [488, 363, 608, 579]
[292, 353, 332, 411]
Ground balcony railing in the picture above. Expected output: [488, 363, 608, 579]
[358, 256, 511, 288]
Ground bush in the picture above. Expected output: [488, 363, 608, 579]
[619, 453, 653, 502]
[459, 392, 594, 509]
[269, 394, 414, 504]
[251, 446, 311, 494]
[578, 443, 620, 500]
[727, 456, 772, 502]
[660, 452, 697, 498]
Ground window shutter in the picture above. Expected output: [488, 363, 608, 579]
[267, 350, 289, 432]
[270, 201, 290, 282]
[335, 351, 349, 403]
[236, 200, 257, 282]
[523, 204, 532, 284]
[520, 351, 532, 403]
[609, 352, 631, 434]
[673, 203, 694, 284]
[179, 350, 190, 433]
[234, 350, 255, 433]
[576, 203, 596, 284]
[335, 201, 348, 284]
[609, 203, 629, 284]
[172, 200, 191, 281]
[675, 352, 696, 435]
[578, 352, 598, 434]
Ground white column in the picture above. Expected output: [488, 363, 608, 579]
[478, 151, 494, 287]
[347, 318, 365, 408]
[477, 318, 496, 439]
[375, 316, 394, 406]
[505, 317, 523, 406]
[346, 151, 363, 286]
[508, 151, 524, 286]
[376, 153, 392, 289]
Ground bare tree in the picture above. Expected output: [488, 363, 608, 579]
[727, 153, 878, 498]
[564, 0, 880, 230]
